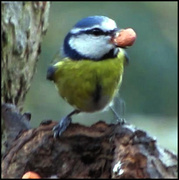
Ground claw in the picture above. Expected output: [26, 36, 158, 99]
[52, 109, 80, 138]
[53, 116, 72, 138]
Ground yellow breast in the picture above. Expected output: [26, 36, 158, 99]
[52, 49, 126, 112]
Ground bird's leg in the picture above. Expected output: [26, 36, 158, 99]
[110, 97, 126, 125]
[53, 109, 80, 138]
[110, 106, 126, 125]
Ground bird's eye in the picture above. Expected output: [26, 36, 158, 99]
[90, 28, 104, 36]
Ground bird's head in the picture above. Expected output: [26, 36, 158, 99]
[63, 16, 120, 61]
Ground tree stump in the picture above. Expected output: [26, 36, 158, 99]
[1, 104, 177, 178]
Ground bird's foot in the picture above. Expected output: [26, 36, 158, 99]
[53, 116, 72, 138]
[116, 118, 126, 125]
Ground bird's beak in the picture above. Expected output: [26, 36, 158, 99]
[111, 28, 137, 48]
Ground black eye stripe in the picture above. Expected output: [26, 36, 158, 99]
[72, 28, 117, 36]
[86, 28, 115, 36]
[86, 28, 105, 36]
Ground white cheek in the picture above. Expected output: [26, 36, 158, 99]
[69, 34, 114, 59]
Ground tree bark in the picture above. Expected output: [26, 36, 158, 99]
[1, 110, 177, 178]
[1, 1, 50, 111]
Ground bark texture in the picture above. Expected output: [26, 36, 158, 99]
[1, 1, 50, 110]
[1, 105, 177, 179]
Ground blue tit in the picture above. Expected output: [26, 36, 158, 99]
[47, 16, 130, 137]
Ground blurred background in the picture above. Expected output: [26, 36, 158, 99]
[24, 2, 177, 153]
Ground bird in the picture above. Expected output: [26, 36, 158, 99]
[47, 15, 132, 137]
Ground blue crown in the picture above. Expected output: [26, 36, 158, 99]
[73, 16, 108, 28]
